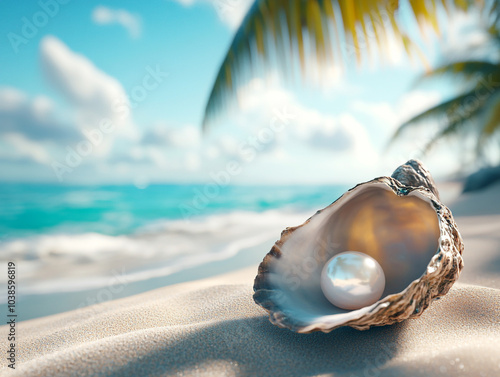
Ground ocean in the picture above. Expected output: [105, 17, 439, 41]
[0, 183, 348, 319]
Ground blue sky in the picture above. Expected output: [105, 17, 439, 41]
[0, 0, 235, 126]
[0, 0, 491, 185]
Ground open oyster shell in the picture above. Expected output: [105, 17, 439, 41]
[253, 160, 464, 333]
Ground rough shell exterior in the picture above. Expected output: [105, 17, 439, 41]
[253, 160, 464, 333]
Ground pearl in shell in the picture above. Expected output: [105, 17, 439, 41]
[321, 251, 386, 310]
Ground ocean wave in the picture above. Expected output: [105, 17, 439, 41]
[0, 209, 309, 299]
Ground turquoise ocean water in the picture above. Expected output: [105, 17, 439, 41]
[0, 184, 347, 240]
[0, 183, 348, 306]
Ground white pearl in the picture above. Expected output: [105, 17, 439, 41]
[321, 251, 385, 310]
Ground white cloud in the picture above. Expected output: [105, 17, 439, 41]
[202, 76, 382, 182]
[233, 75, 368, 155]
[235, 77, 376, 156]
[185, 152, 201, 171]
[351, 101, 397, 129]
[3, 133, 52, 164]
[173, 0, 253, 30]
[439, 9, 495, 62]
[306, 114, 374, 154]
[1, 36, 146, 175]
[350, 90, 465, 178]
[142, 124, 201, 148]
[146, 147, 171, 168]
[106, 123, 205, 178]
[0, 87, 26, 110]
[91, 6, 141, 38]
[351, 90, 443, 152]
[0, 87, 77, 143]
[207, 134, 243, 161]
[352, 90, 442, 133]
[205, 73, 469, 183]
[40, 36, 138, 154]
[397, 91, 442, 124]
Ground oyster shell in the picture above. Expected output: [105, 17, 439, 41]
[253, 160, 464, 333]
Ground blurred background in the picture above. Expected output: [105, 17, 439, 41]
[0, 0, 498, 320]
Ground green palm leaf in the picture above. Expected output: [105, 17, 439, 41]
[391, 0, 500, 159]
[391, 84, 500, 154]
[391, 88, 484, 141]
[202, 0, 478, 129]
[477, 90, 500, 150]
[420, 61, 499, 83]
[420, 106, 484, 154]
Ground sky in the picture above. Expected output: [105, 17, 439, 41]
[0, 0, 493, 186]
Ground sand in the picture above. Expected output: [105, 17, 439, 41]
[2, 183, 500, 377]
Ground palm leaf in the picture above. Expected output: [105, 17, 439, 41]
[420, 61, 499, 83]
[202, 0, 479, 129]
[426, 89, 500, 156]
[390, 86, 490, 145]
[476, 89, 500, 151]
[391, 89, 478, 138]
[481, 92, 500, 135]
[391, 82, 500, 154]
[421, 107, 483, 153]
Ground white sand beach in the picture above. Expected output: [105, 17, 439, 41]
[2, 183, 500, 377]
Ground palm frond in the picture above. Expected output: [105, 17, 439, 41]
[390, 85, 491, 146]
[481, 92, 500, 135]
[391, 81, 500, 155]
[420, 60, 499, 83]
[421, 107, 483, 153]
[202, 0, 479, 129]
[391, 89, 479, 139]
[421, 91, 500, 156]
[476, 89, 500, 151]
[490, 0, 500, 25]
